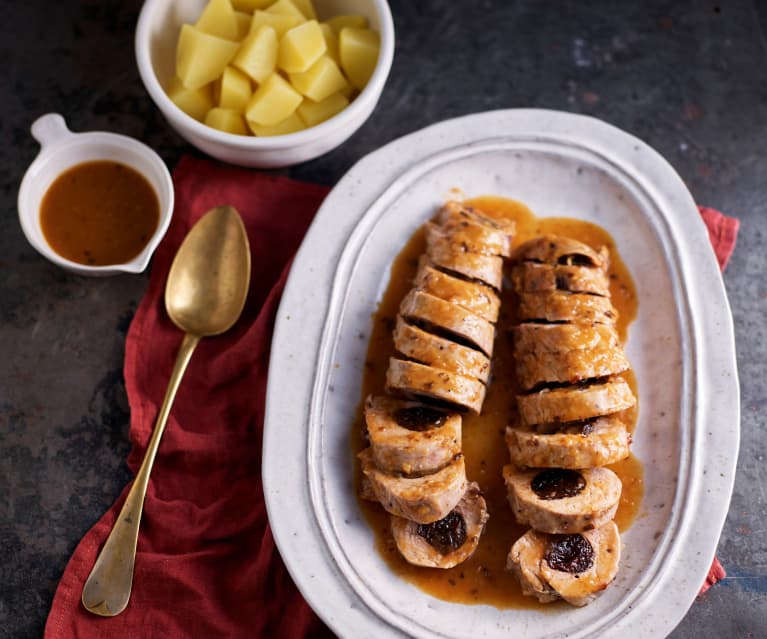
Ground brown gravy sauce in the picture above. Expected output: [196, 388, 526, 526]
[353, 196, 642, 608]
[40, 160, 160, 266]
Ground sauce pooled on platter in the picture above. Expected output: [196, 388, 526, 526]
[353, 195, 642, 609]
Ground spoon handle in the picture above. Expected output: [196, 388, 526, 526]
[82, 332, 201, 616]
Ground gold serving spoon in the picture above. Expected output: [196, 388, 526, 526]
[81, 205, 251, 616]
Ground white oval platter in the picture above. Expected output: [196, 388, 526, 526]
[263, 109, 740, 638]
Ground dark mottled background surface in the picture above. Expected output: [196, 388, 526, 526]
[2, 0, 765, 637]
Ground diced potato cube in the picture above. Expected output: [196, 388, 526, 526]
[231, 0, 273, 10]
[216, 66, 252, 110]
[289, 55, 348, 102]
[339, 27, 379, 90]
[297, 92, 349, 126]
[166, 76, 214, 121]
[249, 10, 303, 37]
[292, 0, 317, 20]
[246, 73, 303, 125]
[195, 0, 239, 41]
[247, 112, 306, 136]
[265, 0, 305, 20]
[319, 23, 339, 64]
[233, 25, 278, 83]
[234, 11, 252, 39]
[204, 107, 249, 134]
[326, 14, 367, 34]
[278, 20, 326, 73]
[176, 25, 240, 90]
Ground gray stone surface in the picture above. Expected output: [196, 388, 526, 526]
[1, 0, 765, 637]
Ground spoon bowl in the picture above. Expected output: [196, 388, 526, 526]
[81, 205, 250, 616]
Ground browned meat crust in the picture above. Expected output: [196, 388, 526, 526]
[517, 291, 618, 325]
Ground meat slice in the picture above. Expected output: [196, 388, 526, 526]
[365, 395, 462, 476]
[391, 482, 489, 568]
[517, 377, 636, 426]
[517, 291, 618, 325]
[507, 521, 621, 606]
[514, 346, 631, 391]
[437, 200, 516, 235]
[430, 206, 512, 257]
[513, 323, 619, 353]
[414, 259, 500, 323]
[426, 230, 504, 290]
[399, 289, 495, 356]
[386, 358, 486, 414]
[505, 416, 631, 469]
[359, 447, 467, 523]
[513, 235, 609, 270]
[393, 317, 491, 383]
[503, 465, 622, 534]
[511, 262, 611, 297]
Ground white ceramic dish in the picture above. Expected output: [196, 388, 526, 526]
[135, 0, 394, 168]
[17, 113, 174, 277]
[263, 109, 740, 638]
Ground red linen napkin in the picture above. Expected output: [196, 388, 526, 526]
[45, 158, 738, 638]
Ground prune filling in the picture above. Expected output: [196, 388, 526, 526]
[557, 253, 596, 267]
[531, 469, 586, 500]
[545, 534, 594, 573]
[394, 406, 448, 431]
[416, 511, 467, 555]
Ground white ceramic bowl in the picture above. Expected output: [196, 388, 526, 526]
[17, 113, 174, 276]
[135, 0, 395, 168]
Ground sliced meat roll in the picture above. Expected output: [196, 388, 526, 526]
[365, 395, 462, 476]
[359, 447, 467, 524]
[391, 482, 489, 568]
[514, 347, 631, 391]
[517, 377, 636, 426]
[503, 465, 622, 534]
[511, 262, 610, 297]
[438, 200, 516, 235]
[415, 259, 500, 323]
[399, 289, 495, 356]
[394, 317, 491, 383]
[425, 231, 504, 290]
[430, 207, 512, 257]
[505, 416, 631, 469]
[512, 235, 609, 270]
[386, 358, 486, 414]
[513, 323, 619, 354]
[507, 521, 621, 606]
[517, 291, 618, 325]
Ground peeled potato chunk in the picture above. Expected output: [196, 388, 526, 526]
[246, 72, 303, 125]
[291, 0, 317, 20]
[204, 107, 248, 134]
[289, 55, 348, 101]
[339, 27, 380, 90]
[266, 0, 306, 20]
[195, 0, 239, 41]
[278, 20, 326, 73]
[247, 111, 306, 136]
[233, 25, 278, 83]
[216, 65, 252, 110]
[234, 11, 252, 40]
[249, 10, 303, 37]
[297, 92, 349, 126]
[231, 0, 272, 10]
[326, 14, 367, 34]
[176, 24, 240, 90]
[319, 23, 340, 63]
[166, 77, 214, 121]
